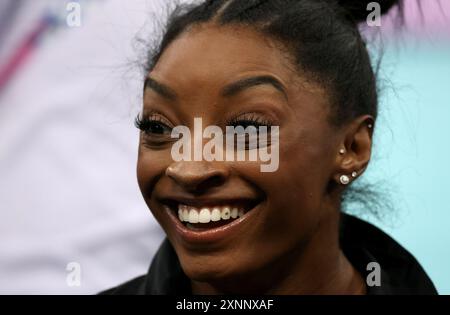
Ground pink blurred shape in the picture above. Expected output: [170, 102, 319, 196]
[364, 0, 450, 39]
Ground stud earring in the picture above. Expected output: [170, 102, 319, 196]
[339, 148, 345, 155]
[368, 123, 373, 129]
[351, 171, 358, 178]
[339, 174, 350, 185]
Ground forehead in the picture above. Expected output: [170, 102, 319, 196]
[150, 23, 297, 91]
[147, 23, 331, 123]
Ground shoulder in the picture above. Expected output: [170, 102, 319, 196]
[340, 213, 438, 295]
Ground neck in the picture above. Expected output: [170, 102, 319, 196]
[191, 212, 366, 295]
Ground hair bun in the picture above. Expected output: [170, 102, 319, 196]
[337, 0, 401, 23]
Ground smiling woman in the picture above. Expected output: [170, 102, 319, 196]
[100, 0, 437, 295]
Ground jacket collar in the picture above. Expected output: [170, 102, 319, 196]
[142, 213, 437, 295]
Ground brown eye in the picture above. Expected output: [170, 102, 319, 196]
[145, 121, 172, 135]
[134, 114, 173, 137]
[225, 114, 273, 151]
[232, 119, 265, 130]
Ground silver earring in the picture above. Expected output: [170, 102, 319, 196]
[339, 148, 345, 155]
[351, 171, 358, 178]
[368, 123, 373, 129]
[339, 175, 350, 185]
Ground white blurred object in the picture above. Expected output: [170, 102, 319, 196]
[0, 0, 170, 294]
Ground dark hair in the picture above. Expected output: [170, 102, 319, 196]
[143, 0, 402, 217]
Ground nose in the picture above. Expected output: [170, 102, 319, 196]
[165, 161, 229, 193]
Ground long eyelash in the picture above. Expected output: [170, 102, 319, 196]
[134, 113, 171, 132]
[226, 113, 273, 128]
[134, 114, 151, 131]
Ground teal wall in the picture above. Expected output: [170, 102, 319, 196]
[361, 40, 450, 294]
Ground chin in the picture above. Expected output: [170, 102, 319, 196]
[180, 255, 247, 283]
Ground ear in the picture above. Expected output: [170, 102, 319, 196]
[333, 115, 374, 185]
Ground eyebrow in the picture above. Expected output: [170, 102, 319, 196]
[144, 75, 288, 101]
[221, 75, 288, 100]
[144, 77, 177, 100]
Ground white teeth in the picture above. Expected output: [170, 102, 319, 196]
[182, 209, 189, 222]
[231, 207, 238, 219]
[188, 208, 199, 223]
[221, 207, 231, 220]
[198, 208, 211, 223]
[211, 207, 221, 222]
[177, 204, 246, 224]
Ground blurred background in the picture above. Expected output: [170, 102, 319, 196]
[0, 0, 449, 294]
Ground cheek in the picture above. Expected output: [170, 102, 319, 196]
[243, 133, 332, 210]
[136, 149, 175, 231]
[236, 131, 334, 243]
[136, 147, 170, 198]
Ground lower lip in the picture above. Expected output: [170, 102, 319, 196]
[164, 204, 260, 244]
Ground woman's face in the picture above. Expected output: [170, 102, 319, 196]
[137, 24, 345, 284]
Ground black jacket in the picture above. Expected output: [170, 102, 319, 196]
[100, 213, 438, 295]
